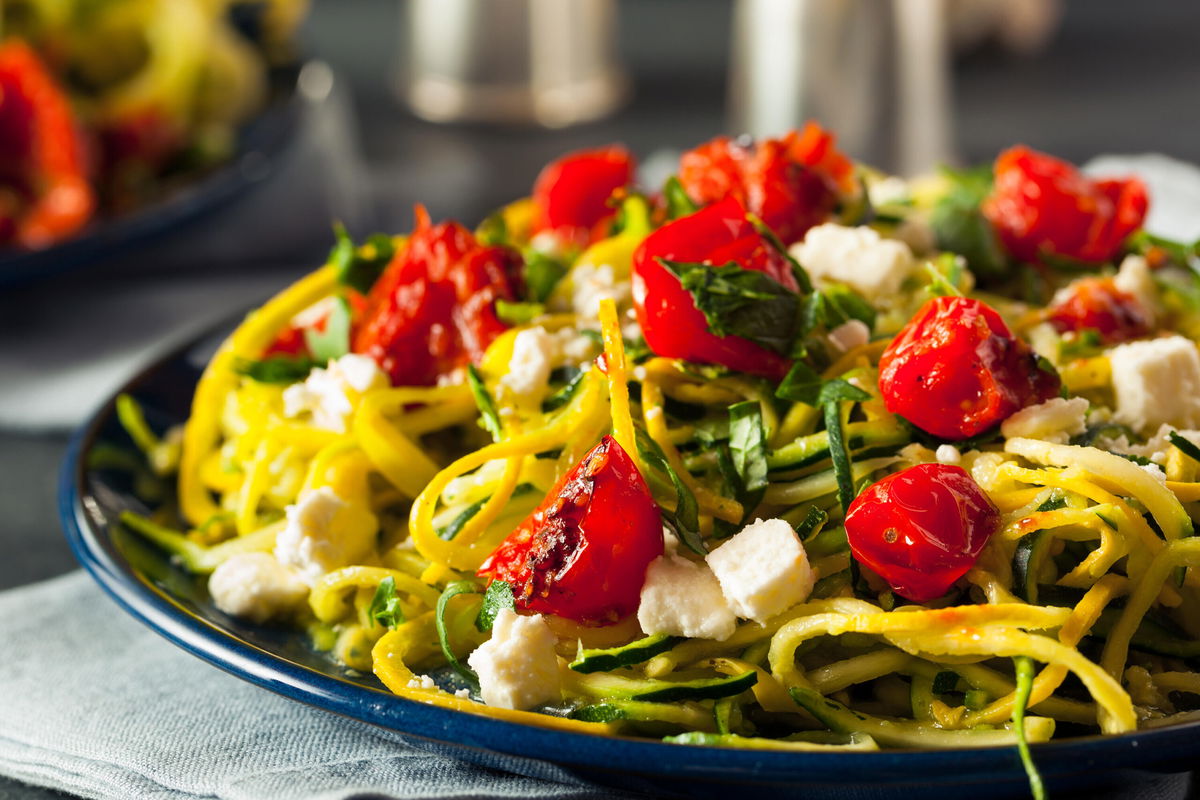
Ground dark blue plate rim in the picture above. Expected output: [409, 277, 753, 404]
[56, 326, 1200, 789]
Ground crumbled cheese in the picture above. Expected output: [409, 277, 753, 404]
[282, 353, 388, 433]
[467, 609, 562, 710]
[705, 518, 814, 623]
[499, 326, 557, 401]
[867, 176, 910, 207]
[455, 688, 471, 699]
[790, 224, 915, 298]
[1000, 397, 1089, 445]
[638, 554, 737, 641]
[827, 319, 871, 354]
[571, 262, 632, 321]
[935, 444, 962, 465]
[1099, 423, 1200, 465]
[406, 674, 438, 690]
[208, 552, 307, 624]
[1142, 462, 1168, 483]
[274, 486, 376, 586]
[1113, 254, 1158, 321]
[555, 327, 597, 364]
[1108, 336, 1200, 432]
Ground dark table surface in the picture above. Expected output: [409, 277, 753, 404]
[2, 1, 1200, 797]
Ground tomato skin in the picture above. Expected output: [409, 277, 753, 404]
[532, 145, 635, 244]
[846, 463, 999, 602]
[879, 296, 1060, 440]
[477, 435, 664, 625]
[352, 207, 523, 386]
[0, 40, 94, 249]
[678, 123, 853, 245]
[632, 196, 798, 379]
[983, 146, 1148, 264]
[1047, 277, 1152, 344]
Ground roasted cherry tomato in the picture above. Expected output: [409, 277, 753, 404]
[983, 146, 1148, 265]
[879, 296, 1060, 440]
[846, 463, 999, 602]
[632, 196, 799, 380]
[352, 206, 523, 386]
[1047, 277, 1152, 344]
[678, 123, 854, 245]
[477, 435, 664, 625]
[0, 40, 94, 249]
[532, 145, 635, 245]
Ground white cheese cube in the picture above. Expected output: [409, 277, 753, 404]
[499, 326, 558, 401]
[282, 353, 387, 433]
[935, 444, 962, 465]
[789, 224, 915, 299]
[274, 486, 376, 585]
[1109, 336, 1200, 433]
[638, 554, 737, 641]
[208, 552, 308, 624]
[827, 319, 871, 354]
[705, 518, 814, 623]
[467, 609, 562, 710]
[1000, 397, 1089, 445]
[1112, 254, 1158, 321]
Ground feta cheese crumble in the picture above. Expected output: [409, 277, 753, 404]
[406, 674, 438, 690]
[282, 353, 387, 433]
[500, 326, 557, 401]
[638, 553, 736, 641]
[1000, 397, 1089, 445]
[1108, 335, 1200, 432]
[790, 224, 915, 299]
[208, 552, 307, 624]
[467, 609, 562, 710]
[1112, 254, 1158, 320]
[571, 262, 632, 321]
[935, 444, 962, 465]
[705, 518, 814, 623]
[274, 486, 376, 586]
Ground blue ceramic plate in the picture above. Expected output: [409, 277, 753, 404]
[0, 64, 301, 289]
[59, 322, 1200, 799]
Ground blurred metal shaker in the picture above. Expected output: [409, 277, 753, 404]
[401, 0, 627, 127]
[729, 0, 953, 175]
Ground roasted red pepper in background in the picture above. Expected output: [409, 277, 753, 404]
[879, 296, 1060, 440]
[678, 122, 854, 245]
[845, 463, 999, 603]
[983, 145, 1148, 265]
[477, 435, 664, 625]
[1047, 277, 1152, 344]
[532, 145, 635, 245]
[632, 196, 799, 380]
[352, 206, 523, 386]
[0, 40, 95, 249]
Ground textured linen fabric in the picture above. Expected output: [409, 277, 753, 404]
[0, 572, 635, 800]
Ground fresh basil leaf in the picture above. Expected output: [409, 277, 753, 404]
[329, 224, 395, 294]
[477, 212, 508, 246]
[303, 295, 352, 363]
[233, 356, 316, 384]
[663, 175, 699, 220]
[745, 213, 813, 294]
[775, 361, 824, 405]
[728, 401, 768, 496]
[820, 284, 876, 330]
[523, 250, 568, 303]
[659, 259, 800, 355]
[466, 365, 503, 442]
[924, 253, 966, 298]
[929, 165, 1008, 281]
[368, 576, 405, 629]
[636, 429, 705, 554]
[435, 581, 482, 687]
[438, 498, 487, 540]
[817, 378, 872, 406]
[496, 299, 545, 325]
[475, 580, 516, 632]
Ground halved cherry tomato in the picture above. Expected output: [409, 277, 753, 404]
[0, 40, 95, 249]
[477, 435, 664, 625]
[678, 122, 854, 245]
[845, 463, 999, 603]
[532, 145, 635, 245]
[1047, 277, 1152, 344]
[983, 146, 1148, 265]
[878, 296, 1060, 440]
[632, 196, 798, 380]
[352, 206, 522, 386]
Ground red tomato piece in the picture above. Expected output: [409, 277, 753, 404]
[983, 146, 1148, 265]
[477, 435, 664, 625]
[352, 206, 522, 386]
[678, 122, 854, 245]
[0, 40, 94, 249]
[846, 463, 999, 602]
[264, 293, 369, 358]
[878, 296, 1060, 440]
[1047, 277, 1152, 344]
[532, 145, 635, 245]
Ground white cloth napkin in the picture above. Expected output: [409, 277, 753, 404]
[0, 572, 632, 800]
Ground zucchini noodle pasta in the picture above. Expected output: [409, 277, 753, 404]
[116, 133, 1200, 791]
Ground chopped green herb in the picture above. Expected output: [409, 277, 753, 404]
[329, 223, 395, 294]
[820, 379, 872, 516]
[746, 212, 813, 294]
[929, 165, 1008, 281]
[636, 429, 704, 554]
[303, 295, 352, 363]
[475, 580, 516, 632]
[663, 175, 699, 219]
[924, 254, 966, 298]
[476, 212, 508, 246]
[435, 581, 482, 687]
[523, 250, 569, 303]
[368, 576, 405, 629]
[776, 362, 824, 406]
[466, 365, 503, 442]
[728, 401, 769, 496]
[496, 299, 546, 325]
[233, 355, 316, 384]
